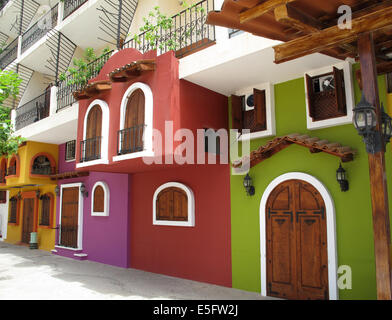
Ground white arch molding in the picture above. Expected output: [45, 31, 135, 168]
[259, 172, 338, 300]
[91, 181, 110, 217]
[77, 99, 110, 168]
[113, 82, 154, 162]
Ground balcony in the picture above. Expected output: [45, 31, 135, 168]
[117, 125, 145, 155]
[31, 165, 56, 176]
[15, 90, 51, 131]
[0, 37, 18, 69]
[63, 0, 89, 20]
[56, 49, 113, 111]
[21, 4, 59, 54]
[123, 0, 215, 58]
[80, 136, 102, 163]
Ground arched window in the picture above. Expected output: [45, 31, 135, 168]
[0, 158, 7, 183]
[39, 193, 54, 227]
[7, 156, 19, 177]
[82, 105, 102, 162]
[91, 181, 110, 217]
[153, 182, 195, 227]
[31, 154, 56, 176]
[119, 89, 145, 154]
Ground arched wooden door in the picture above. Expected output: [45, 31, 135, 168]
[122, 89, 145, 154]
[85, 105, 102, 161]
[266, 179, 329, 300]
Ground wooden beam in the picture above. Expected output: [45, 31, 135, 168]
[358, 33, 392, 300]
[240, 0, 296, 24]
[273, 5, 392, 63]
[355, 61, 392, 90]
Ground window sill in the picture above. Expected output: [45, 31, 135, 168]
[76, 159, 109, 168]
[153, 220, 195, 227]
[113, 150, 154, 162]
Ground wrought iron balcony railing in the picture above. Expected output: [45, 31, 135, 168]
[0, 38, 18, 69]
[21, 4, 59, 54]
[0, 0, 10, 11]
[6, 165, 16, 176]
[15, 90, 51, 131]
[117, 125, 145, 155]
[123, 0, 215, 58]
[31, 165, 56, 176]
[63, 0, 89, 20]
[80, 136, 102, 163]
[56, 49, 113, 111]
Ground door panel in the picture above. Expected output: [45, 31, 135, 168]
[266, 180, 329, 300]
[21, 198, 35, 244]
[60, 187, 79, 248]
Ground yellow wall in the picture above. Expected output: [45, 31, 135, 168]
[4, 141, 58, 252]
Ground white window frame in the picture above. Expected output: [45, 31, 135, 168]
[304, 60, 355, 130]
[77, 99, 110, 168]
[56, 183, 84, 251]
[235, 82, 276, 141]
[153, 182, 195, 227]
[91, 181, 110, 217]
[113, 82, 154, 162]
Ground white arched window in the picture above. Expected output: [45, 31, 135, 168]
[77, 99, 110, 168]
[153, 182, 195, 227]
[113, 82, 154, 162]
[91, 181, 110, 217]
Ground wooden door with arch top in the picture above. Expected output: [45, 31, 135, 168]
[266, 179, 329, 300]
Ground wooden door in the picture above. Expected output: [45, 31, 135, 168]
[123, 89, 145, 153]
[21, 198, 35, 244]
[85, 105, 102, 160]
[60, 187, 79, 248]
[266, 180, 329, 300]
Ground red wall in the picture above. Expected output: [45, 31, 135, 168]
[130, 164, 232, 287]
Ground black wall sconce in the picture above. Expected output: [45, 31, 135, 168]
[353, 94, 392, 154]
[243, 173, 255, 196]
[55, 186, 60, 197]
[336, 163, 349, 192]
[80, 184, 89, 198]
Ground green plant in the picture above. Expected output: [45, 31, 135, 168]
[129, 2, 206, 52]
[0, 69, 25, 157]
[59, 46, 111, 88]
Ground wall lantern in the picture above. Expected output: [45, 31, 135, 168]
[55, 186, 60, 197]
[381, 103, 392, 145]
[353, 94, 381, 154]
[80, 184, 88, 198]
[243, 173, 255, 196]
[35, 189, 40, 198]
[336, 163, 349, 192]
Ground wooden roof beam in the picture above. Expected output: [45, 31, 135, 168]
[239, 0, 296, 24]
[273, 4, 392, 64]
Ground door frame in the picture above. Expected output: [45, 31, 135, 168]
[259, 172, 338, 300]
[20, 191, 39, 243]
[57, 183, 84, 250]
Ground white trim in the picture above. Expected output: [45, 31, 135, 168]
[58, 183, 84, 251]
[113, 82, 154, 162]
[304, 60, 355, 130]
[153, 182, 195, 227]
[74, 253, 88, 258]
[55, 246, 82, 251]
[235, 82, 276, 141]
[91, 181, 110, 217]
[77, 99, 110, 168]
[259, 172, 338, 300]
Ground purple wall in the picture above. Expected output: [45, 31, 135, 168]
[55, 144, 130, 268]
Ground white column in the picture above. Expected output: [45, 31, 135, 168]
[10, 108, 16, 130]
[50, 86, 58, 116]
[213, 0, 229, 44]
[57, 0, 64, 26]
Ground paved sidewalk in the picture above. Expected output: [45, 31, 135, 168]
[0, 242, 276, 300]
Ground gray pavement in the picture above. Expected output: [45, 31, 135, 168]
[0, 242, 276, 300]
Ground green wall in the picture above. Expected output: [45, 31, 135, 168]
[229, 65, 392, 300]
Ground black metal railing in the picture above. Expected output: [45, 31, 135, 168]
[0, 0, 10, 11]
[117, 125, 145, 155]
[31, 165, 56, 175]
[63, 0, 89, 20]
[80, 136, 102, 163]
[21, 4, 59, 54]
[6, 165, 16, 176]
[228, 29, 244, 38]
[123, 0, 215, 58]
[15, 90, 51, 131]
[0, 38, 18, 69]
[56, 50, 113, 111]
